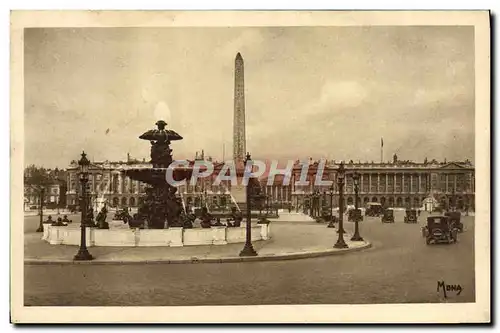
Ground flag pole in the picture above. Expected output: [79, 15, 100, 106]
[380, 138, 383, 163]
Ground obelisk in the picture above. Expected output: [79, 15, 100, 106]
[232, 52, 247, 207]
[233, 52, 246, 163]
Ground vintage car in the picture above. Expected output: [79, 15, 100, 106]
[444, 211, 464, 232]
[366, 202, 384, 217]
[381, 209, 395, 223]
[347, 208, 363, 222]
[404, 209, 418, 223]
[113, 207, 131, 223]
[422, 215, 458, 245]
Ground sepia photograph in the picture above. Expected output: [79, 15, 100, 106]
[10, 10, 490, 323]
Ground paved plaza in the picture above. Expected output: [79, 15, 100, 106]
[23, 212, 475, 306]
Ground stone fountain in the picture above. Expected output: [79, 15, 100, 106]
[42, 120, 272, 247]
[122, 120, 189, 229]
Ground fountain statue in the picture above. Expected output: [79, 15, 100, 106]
[123, 120, 188, 229]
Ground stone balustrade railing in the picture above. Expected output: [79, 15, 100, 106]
[42, 223, 271, 247]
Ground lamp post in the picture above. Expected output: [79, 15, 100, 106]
[35, 188, 45, 232]
[327, 184, 335, 228]
[351, 171, 364, 241]
[322, 191, 327, 212]
[265, 192, 269, 214]
[312, 191, 317, 217]
[74, 151, 93, 261]
[239, 152, 258, 257]
[334, 162, 348, 248]
[203, 188, 207, 209]
[55, 170, 61, 216]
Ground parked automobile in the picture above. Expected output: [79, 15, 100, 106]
[366, 202, 384, 217]
[444, 211, 464, 232]
[381, 208, 395, 223]
[404, 209, 418, 223]
[422, 215, 458, 245]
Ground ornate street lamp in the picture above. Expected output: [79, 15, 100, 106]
[313, 191, 318, 217]
[239, 152, 258, 257]
[351, 171, 364, 241]
[35, 188, 45, 233]
[334, 162, 348, 248]
[74, 151, 93, 261]
[54, 170, 61, 216]
[327, 184, 335, 228]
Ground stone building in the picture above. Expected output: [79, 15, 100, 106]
[289, 156, 475, 211]
[65, 159, 148, 210]
[65, 154, 475, 212]
[24, 167, 67, 210]
[24, 184, 63, 210]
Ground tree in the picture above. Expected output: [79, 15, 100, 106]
[24, 165, 53, 232]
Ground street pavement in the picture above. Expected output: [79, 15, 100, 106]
[23, 213, 475, 306]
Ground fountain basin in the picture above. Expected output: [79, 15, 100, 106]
[123, 167, 195, 185]
[42, 223, 271, 247]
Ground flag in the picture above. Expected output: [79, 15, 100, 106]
[381, 138, 384, 147]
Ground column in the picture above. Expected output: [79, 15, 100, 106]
[394, 174, 397, 192]
[410, 174, 413, 194]
[385, 173, 388, 193]
[418, 174, 421, 193]
[118, 174, 123, 194]
[360, 174, 364, 193]
[402, 173, 405, 193]
[368, 174, 372, 194]
[454, 173, 457, 193]
[445, 174, 449, 193]
[377, 173, 380, 193]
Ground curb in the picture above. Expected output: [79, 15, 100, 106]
[24, 242, 372, 265]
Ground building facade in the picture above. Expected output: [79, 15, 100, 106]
[24, 166, 67, 210]
[24, 184, 63, 210]
[65, 155, 475, 212]
[288, 157, 475, 211]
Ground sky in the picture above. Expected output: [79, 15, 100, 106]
[24, 26, 475, 168]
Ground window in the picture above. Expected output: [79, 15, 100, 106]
[345, 176, 353, 193]
[387, 175, 394, 192]
[362, 175, 369, 192]
[403, 175, 409, 192]
[395, 175, 402, 192]
[379, 175, 386, 193]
